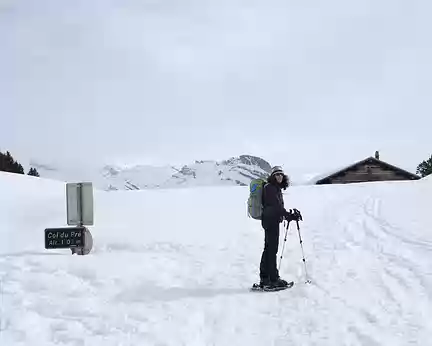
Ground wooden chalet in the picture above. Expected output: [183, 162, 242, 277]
[315, 151, 421, 185]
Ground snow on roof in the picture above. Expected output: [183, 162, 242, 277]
[305, 161, 360, 185]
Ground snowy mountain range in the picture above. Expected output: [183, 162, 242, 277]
[30, 155, 272, 191]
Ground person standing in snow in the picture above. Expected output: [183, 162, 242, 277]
[259, 166, 302, 288]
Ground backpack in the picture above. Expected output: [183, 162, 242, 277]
[247, 178, 267, 220]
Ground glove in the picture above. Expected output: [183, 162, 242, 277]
[285, 208, 303, 222]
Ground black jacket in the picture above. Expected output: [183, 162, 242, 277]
[262, 181, 289, 224]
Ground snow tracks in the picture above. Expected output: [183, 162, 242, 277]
[1, 179, 431, 345]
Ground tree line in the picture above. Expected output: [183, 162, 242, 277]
[0, 150, 40, 176]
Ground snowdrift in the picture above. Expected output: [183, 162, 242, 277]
[0, 172, 431, 345]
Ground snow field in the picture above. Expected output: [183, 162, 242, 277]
[0, 172, 431, 345]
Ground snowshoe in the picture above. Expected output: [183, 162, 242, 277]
[250, 280, 294, 292]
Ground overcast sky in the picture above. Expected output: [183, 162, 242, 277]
[1, 0, 431, 179]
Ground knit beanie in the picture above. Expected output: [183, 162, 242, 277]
[270, 166, 284, 176]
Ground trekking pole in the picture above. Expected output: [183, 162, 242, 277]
[296, 220, 311, 284]
[278, 221, 290, 271]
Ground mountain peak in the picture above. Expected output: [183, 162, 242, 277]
[32, 154, 272, 190]
[224, 155, 272, 172]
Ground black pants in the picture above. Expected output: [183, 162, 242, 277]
[260, 220, 280, 282]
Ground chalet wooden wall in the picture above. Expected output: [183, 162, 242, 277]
[321, 161, 416, 184]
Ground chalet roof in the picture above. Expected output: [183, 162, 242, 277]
[314, 156, 421, 184]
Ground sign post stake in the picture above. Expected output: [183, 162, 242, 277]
[44, 182, 94, 255]
[75, 183, 83, 255]
[77, 183, 83, 227]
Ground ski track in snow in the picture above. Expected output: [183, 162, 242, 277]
[0, 176, 431, 345]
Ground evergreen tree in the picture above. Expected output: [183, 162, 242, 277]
[28, 167, 40, 177]
[5, 151, 15, 172]
[0, 150, 25, 174]
[416, 154, 432, 178]
[15, 162, 25, 174]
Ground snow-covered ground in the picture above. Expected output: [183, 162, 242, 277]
[0, 172, 431, 345]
